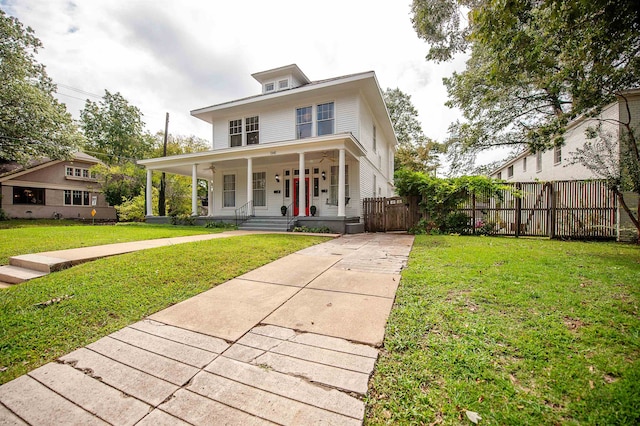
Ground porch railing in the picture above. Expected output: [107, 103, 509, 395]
[285, 202, 294, 228]
[235, 200, 254, 226]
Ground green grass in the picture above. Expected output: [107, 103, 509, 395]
[367, 236, 640, 425]
[0, 234, 330, 384]
[0, 221, 226, 265]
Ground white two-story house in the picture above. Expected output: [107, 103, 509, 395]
[138, 64, 397, 233]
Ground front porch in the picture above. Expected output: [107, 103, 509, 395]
[138, 134, 367, 233]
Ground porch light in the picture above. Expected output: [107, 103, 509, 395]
[321, 171, 326, 180]
[275, 174, 280, 183]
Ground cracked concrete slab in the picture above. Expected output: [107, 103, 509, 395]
[264, 288, 395, 346]
[150, 278, 300, 341]
[307, 268, 401, 298]
[238, 253, 341, 287]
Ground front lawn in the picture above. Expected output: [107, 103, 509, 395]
[0, 234, 330, 384]
[367, 236, 640, 425]
[0, 221, 227, 265]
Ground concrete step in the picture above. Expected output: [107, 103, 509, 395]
[9, 254, 70, 273]
[0, 265, 49, 284]
[0, 281, 14, 289]
[238, 216, 292, 232]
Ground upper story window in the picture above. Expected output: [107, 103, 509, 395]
[317, 102, 334, 136]
[296, 106, 312, 139]
[66, 166, 95, 180]
[497, 172, 502, 180]
[507, 165, 514, 178]
[246, 116, 259, 145]
[523, 157, 527, 172]
[373, 124, 377, 152]
[536, 151, 543, 172]
[278, 79, 289, 90]
[229, 119, 242, 147]
[265, 82, 275, 92]
[554, 145, 562, 164]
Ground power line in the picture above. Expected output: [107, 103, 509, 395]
[55, 83, 103, 99]
[55, 92, 89, 102]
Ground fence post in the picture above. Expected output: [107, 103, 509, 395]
[472, 191, 476, 235]
[515, 183, 522, 238]
[548, 182, 556, 239]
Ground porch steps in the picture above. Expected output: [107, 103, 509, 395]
[238, 216, 292, 232]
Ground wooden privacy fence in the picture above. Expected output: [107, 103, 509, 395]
[363, 180, 618, 239]
[459, 180, 617, 238]
[363, 196, 421, 232]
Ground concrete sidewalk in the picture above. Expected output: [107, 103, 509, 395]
[0, 233, 414, 425]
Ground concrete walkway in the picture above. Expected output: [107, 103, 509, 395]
[0, 233, 414, 425]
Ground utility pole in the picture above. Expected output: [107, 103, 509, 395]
[158, 112, 169, 216]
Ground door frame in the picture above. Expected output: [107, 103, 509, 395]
[293, 177, 310, 216]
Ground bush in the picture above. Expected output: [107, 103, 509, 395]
[169, 213, 196, 226]
[204, 221, 235, 229]
[292, 225, 332, 233]
[475, 218, 497, 235]
[443, 212, 471, 234]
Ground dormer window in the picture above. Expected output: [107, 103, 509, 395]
[278, 79, 289, 90]
[265, 82, 275, 93]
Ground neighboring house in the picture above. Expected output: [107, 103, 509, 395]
[138, 64, 397, 232]
[490, 89, 640, 182]
[489, 89, 640, 241]
[0, 152, 116, 220]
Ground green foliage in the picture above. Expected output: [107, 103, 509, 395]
[292, 225, 333, 233]
[412, 0, 640, 167]
[169, 213, 196, 226]
[80, 90, 153, 165]
[0, 11, 82, 163]
[383, 88, 441, 173]
[204, 221, 235, 229]
[91, 162, 146, 208]
[395, 169, 509, 233]
[115, 187, 157, 222]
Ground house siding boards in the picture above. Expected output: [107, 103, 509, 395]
[0, 154, 116, 220]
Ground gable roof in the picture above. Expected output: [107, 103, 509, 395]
[0, 152, 102, 181]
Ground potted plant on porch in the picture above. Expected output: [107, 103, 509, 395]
[310, 205, 317, 216]
[281, 205, 287, 216]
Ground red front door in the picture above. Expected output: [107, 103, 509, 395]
[293, 178, 310, 216]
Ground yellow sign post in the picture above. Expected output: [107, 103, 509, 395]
[91, 209, 96, 225]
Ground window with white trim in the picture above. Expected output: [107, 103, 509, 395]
[536, 151, 543, 172]
[507, 165, 514, 178]
[278, 79, 289, 90]
[246, 116, 259, 145]
[252, 172, 266, 207]
[265, 82, 275, 92]
[223, 174, 236, 207]
[317, 102, 334, 136]
[373, 125, 377, 152]
[66, 167, 73, 176]
[229, 119, 242, 147]
[64, 190, 91, 206]
[329, 165, 349, 205]
[296, 106, 312, 139]
[554, 145, 562, 164]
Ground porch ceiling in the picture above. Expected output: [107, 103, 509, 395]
[137, 133, 365, 178]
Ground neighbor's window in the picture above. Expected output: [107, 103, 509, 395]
[554, 145, 562, 164]
[229, 119, 242, 147]
[317, 102, 334, 136]
[253, 172, 266, 207]
[536, 151, 543, 172]
[507, 165, 514, 178]
[223, 174, 236, 207]
[13, 187, 45, 205]
[497, 172, 502, 180]
[246, 116, 259, 145]
[523, 157, 527, 172]
[373, 125, 377, 152]
[66, 167, 73, 176]
[329, 165, 349, 205]
[296, 106, 312, 139]
[63, 190, 91, 206]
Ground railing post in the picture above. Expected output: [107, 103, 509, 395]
[472, 191, 476, 235]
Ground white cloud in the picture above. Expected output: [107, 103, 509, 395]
[2, 0, 467, 144]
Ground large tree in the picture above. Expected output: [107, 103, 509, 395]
[412, 0, 640, 240]
[383, 87, 441, 174]
[80, 90, 153, 165]
[0, 11, 81, 163]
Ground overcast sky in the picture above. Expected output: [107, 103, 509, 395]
[3, 0, 504, 166]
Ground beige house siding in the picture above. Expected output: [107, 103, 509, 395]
[1, 155, 116, 220]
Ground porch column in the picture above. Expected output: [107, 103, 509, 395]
[299, 152, 306, 216]
[247, 157, 253, 208]
[191, 164, 198, 216]
[207, 179, 214, 216]
[146, 169, 153, 216]
[338, 148, 346, 217]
